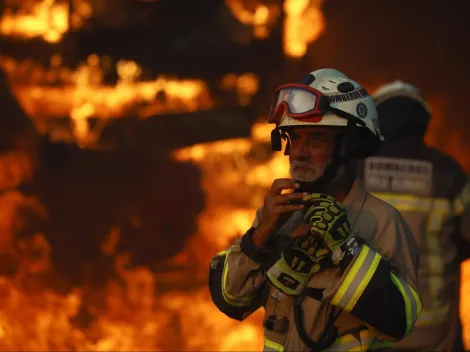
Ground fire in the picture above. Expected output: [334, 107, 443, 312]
[0, 150, 35, 191]
[283, 0, 326, 58]
[226, 0, 325, 57]
[172, 122, 290, 350]
[225, 0, 281, 39]
[1, 54, 258, 147]
[1, 0, 469, 349]
[0, 112, 469, 350]
[0, 0, 92, 43]
[175, 123, 288, 251]
[220, 72, 260, 106]
[0, 187, 266, 350]
[463, 262, 470, 347]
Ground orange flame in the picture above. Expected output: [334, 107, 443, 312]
[0, 0, 92, 43]
[0, 151, 35, 191]
[171, 123, 290, 350]
[283, 0, 325, 58]
[220, 72, 260, 106]
[0, 0, 469, 349]
[173, 123, 289, 284]
[225, 0, 281, 39]
[1, 55, 259, 147]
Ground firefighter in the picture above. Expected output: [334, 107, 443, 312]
[209, 69, 422, 351]
[363, 80, 470, 351]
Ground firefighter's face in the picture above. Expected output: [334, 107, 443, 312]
[288, 127, 335, 182]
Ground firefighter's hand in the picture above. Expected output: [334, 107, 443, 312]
[266, 224, 331, 296]
[303, 193, 352, 262]
[252, 179, 305, 247]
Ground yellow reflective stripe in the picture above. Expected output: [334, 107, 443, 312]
[331, 246, 381, 312]
[221, 248, 254, 306]
[415, 305, 449, 326]
[390, 273, 422, 335]
[453, 181, 470, 216]
[368, 342, 393, 350]
[216, 249, 228, 257]
[411, 281, 422, 314]
[425, 204, 445, 306]
[326, 330, 392, 351]
[370, 192, 451, 213]
[263, 337, 284, 352]
[372, 192, 448, 313]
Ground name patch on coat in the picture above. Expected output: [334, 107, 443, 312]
[364, 157, 433, 196]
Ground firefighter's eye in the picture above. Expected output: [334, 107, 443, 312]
[309, 135, 326, 143]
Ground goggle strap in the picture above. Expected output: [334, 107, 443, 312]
[318, 96, 330, 112]
[329, 107, 366, 128]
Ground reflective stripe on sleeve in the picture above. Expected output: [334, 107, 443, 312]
[415, 305, 449, 326]
[390, 273, 422, 335]
[325, 330, 392, 351]
[263, 337, 284, 352]
[221, 248, 255, 307]
[331, 245, 382, 312]
[454, 181, 470, 216]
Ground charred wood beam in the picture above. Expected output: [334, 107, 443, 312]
[34, 141, 205, 288]
[99, 105, 257, 151]
[0, 32, 284, 80]
[39, 106, 257, 151]
[0, 1, 285, 79]
[0, 68, 39, 152]
[71, 33, 283, 79]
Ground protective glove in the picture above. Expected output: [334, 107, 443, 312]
[267, 226, 331, 295]
[303, 193, 352, 264]
[266, 193, 352, 296]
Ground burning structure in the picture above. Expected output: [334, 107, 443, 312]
[0, 0, 469, 350]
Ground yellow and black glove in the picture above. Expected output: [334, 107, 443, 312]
[267, 193, 352, 296]
[303, 193, 352, 260]
[267, 227, 331, 295]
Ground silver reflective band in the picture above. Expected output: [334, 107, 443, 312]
[415, 305, 450, 326]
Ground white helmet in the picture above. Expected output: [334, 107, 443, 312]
[373, 80, 432, 115]
[271, 68, 381, 139]
[269, 68, 383, 159]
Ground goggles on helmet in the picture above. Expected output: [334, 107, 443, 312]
[268, 83, 331, 125]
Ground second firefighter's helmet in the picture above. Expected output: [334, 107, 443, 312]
[373, 80, 432, 115]
[372, 80, 431, 139]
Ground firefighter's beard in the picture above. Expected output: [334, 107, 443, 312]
[289, 160, 331, 182]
